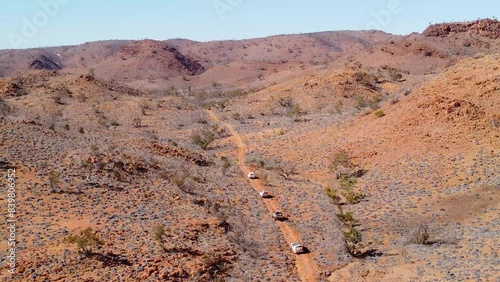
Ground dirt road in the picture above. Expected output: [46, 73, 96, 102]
[207, 109, 318, 282]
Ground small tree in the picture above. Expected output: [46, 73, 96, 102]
[277, 162, 297, 180]
[64, 227, 104, 256]
[343, 227, 363, 257]
[329, 150, 353, 178]
[336, 208, 359, 227]
[325, 186, 340, 204]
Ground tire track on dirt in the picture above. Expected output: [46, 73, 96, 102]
[207, 109, 318, 282]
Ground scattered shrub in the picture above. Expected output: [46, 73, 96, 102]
[191, 128, 215, 150]
[408, 224, 432, 245]
[0, 99, 11, 117]
[132, 117, 142, 128]
[48, 170, 61, 191]
[325, 186, 340, 204]
[153, 224, 166, 243]
[341, 188, 366, 205]
[278, 96, 294, 108]
[353, 71, 377, 90]
[374, 110, 385, 117]
[277, 162, 297, 180]
[343, 227, 363, 257]
[64, 227, 104, 256]
[336, 209, 359, 227]
[261, 173, 270, 186]
[287, 105, 303, 119]
[329, 150, 353, 178]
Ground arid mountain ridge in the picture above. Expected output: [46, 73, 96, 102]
[1, 19, 499, 91]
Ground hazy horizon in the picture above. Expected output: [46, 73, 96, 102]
[1, 0, 498, 50]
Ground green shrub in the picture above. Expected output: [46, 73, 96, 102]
[336, 209, 359, 227]
[329, 150, 353, 178]
[341, 188, 366, 205]
[339, 175, 357, 190]
[325, 186, 340, 203]
[343, 227, 363, 256]
[374, 109, 385, 117]
[64, 227, 104, 255]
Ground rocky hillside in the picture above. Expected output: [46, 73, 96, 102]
[0, 20, 499, 281]
[424, 18, 500, 39]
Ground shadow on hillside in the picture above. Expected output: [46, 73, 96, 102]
[90, 252, 132, 267]
[355, 249, 383, 259]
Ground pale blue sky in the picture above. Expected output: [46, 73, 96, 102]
[0, 0, 498, 49]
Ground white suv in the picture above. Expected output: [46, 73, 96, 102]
[259, 190, 270, 198]
[290, 242, 304, 254]
[272, 211, 285, 221]
[247, 172, 256, 179]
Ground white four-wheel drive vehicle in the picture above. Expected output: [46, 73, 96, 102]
[259, 190, 270, 198]
[290, 242, 304, 254]
[272, 211, 285, 221]
[247, 172, 256, 179]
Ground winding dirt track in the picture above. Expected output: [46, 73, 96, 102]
[207, 110, 318, 282]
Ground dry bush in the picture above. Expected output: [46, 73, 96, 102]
[191, 128, 215, 150]
[278, 96, 294, 108]
[132, 117, 142, 128]
[277, 162, 297, 180]
[329, 150, 354, 178]
[64, 227, 104, 256]
[409, 224, 431, 245]
[0, 99, 12, 116]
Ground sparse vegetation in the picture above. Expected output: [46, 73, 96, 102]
[48, 170, 61, 192]
[191, 128, 216, 150]
[0, 99, 11, 116]
[132, 116, 142, 128]
[277, 162, 297, 180]
[329, 150, 353, 178]
[405, 223, 434, 245]
[374, 109, 385, 117]
[64, 227, 104, 256]
[325, 186, 340, 204]
[287, 104, 303, 119]
[278, 96, 294, 108]
[336, 208, 359, 227]
[261, 173, 270, 186]
[343, 227, 363, 257]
